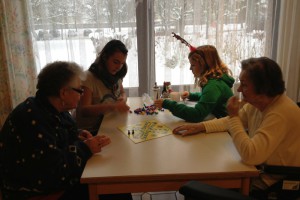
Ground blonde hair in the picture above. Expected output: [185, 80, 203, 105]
[188, 45, 232, 87]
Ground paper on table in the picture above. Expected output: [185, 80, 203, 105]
[118, 120, 172, 143]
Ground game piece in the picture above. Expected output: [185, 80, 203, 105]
[133, 104, 163, 115]
[161, 81, 169, 98]
[152, 82, 160, 100]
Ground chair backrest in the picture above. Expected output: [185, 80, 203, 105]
[262, 165, 300, 176]
[261, 165, 300, 199]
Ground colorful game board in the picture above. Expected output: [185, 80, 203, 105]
[118, 120, 172, 143]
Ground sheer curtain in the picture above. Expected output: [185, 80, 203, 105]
[29, 0, 138, 92]
[0, 0, 37, 127]
[276, 0, 300, 102]
[153, 0, 276, 91]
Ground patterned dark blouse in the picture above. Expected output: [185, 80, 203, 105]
[0, 91, 92, 199]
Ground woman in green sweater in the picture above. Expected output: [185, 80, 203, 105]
[154, 45, 234, 122]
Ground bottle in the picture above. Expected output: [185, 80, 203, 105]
[166, 82, 172, 93]
[152, 82, 160, 100]
[233, 77, 242, 102]
[161, 82, 168, 98]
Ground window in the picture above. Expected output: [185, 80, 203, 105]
[29, 0, 276, 95]
[153, 0, 274, 85]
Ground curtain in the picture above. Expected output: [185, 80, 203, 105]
[153, 0, 276, 92]
[276, 0, 300, 102]
[0, 0, 37, 127]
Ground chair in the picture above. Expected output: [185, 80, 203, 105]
[179, 165, 300, 200]
[179, 181, 253, 200]
[261, 165, 300, 200]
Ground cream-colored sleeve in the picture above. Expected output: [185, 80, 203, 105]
[203, 103, 250, 133]
[202, 117, 229, 133]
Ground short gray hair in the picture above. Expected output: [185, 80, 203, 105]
[37, 61, 84, 97]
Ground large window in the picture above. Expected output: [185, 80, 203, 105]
[153, 0, 274, 85]
[29, 0, 276, 95]
[29, 0, 138, 88]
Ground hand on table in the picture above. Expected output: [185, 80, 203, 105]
[84, 135, 111, 154]
[154, 98, 164, 109]
[173, 123, 205, 136]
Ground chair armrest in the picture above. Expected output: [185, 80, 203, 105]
[262, 165, 300, 176]
[179, 181, 253, 200]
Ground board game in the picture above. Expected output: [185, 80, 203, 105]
[118, 119, 172, 143]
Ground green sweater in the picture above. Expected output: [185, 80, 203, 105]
[162, 74, 234, 122]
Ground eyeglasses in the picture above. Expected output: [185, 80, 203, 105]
[71, 87, 84, 95]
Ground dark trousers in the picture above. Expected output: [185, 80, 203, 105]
[59, 184, 133, 200]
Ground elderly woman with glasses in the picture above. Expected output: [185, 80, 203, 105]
[0, 61, 114, 199]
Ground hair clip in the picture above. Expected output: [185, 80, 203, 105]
[172, 32, 197, 52]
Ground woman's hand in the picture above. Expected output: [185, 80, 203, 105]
[117, 93, 127, 102]
[117, 96, 125, 102]
[226, 96, 240, 117]
[84, 135, 111, 154]
[173, 123, 205, 136]
[78, 130, 93, 141]
[181, 91, 189, 100]
[154, 98, 164, 109]
[114, 101, 130, 112]
[117, 85, 127, 102]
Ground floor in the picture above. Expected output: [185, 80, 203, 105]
[132, 191, 184, 200]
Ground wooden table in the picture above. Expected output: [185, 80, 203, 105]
[80, 97, 259, 200]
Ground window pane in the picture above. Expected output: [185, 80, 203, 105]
[154, 0, 272, 85]
[30, 0, 138, 87]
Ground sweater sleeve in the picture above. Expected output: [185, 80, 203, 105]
[228, 113, 287, 165]
[188, 92, 201, 101]
[202, 103, 249, 133]
[202, 117, 229, 132]
[162, 83, 224, 122]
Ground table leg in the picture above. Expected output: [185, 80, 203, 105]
[88, 184, 98, 200]
[241, 178, 250, 195]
